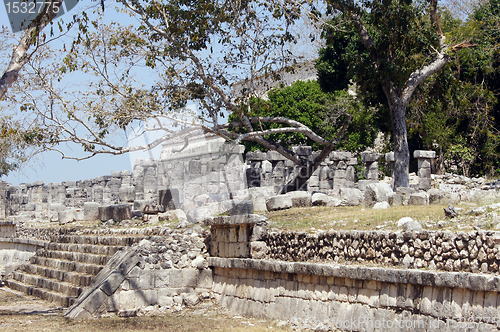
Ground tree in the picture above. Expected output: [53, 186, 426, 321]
[0, 0, 64, 100]
[320, 0, 476, 188]
[231, 80, 377, 154]
[2, 0, 351, 191]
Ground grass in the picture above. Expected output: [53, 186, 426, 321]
[264, 204, 449, 232]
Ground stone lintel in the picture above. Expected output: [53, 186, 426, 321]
[413, 150, 436, 159]
[361, 151, 382, 163]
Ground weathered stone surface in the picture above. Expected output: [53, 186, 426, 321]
[58, 209, 77, 225]
[372, 201, 390, 209]
[286, 191, 312, 207]
[227, 200, 254, 215]
[266, 195, 293, 211]
[248, 187, 275, 212]
[364, 183, 393, 207]
[414, 150, 436, 159]
[339, 188, 363, 206]
[158, 189, 179, 210]
[409, 192, 429, 205]
[361, 152, 382, 163]
[397, 217, 423, 231]
[311, 193, 341, 207]
[83, 202, 100, 221]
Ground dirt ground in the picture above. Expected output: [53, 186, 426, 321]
[0, 288, 293, 332]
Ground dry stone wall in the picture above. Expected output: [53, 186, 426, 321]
[265, 230, 500, 274]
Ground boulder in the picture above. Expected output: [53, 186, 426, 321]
[372, 201, 390, 209]
[397, 217, 423, 231]
[364, 183, 393, 207]
[311, 193, 342, 207]
[159, 209, 188, 222]
[339, 188, 363, 206]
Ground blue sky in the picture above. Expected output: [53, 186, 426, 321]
[0, 1, 154, 185]
[0, 0, 321, 186]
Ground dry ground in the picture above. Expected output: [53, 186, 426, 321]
[0, 288, 292, 332]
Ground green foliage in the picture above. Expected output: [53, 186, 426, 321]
[230, 80, 377, 153]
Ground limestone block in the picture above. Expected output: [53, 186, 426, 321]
[418, 178, 432, 191]
[385, 152, 395, 162]
[418, 167, 432, 178]
[248, 187, 275, 212]
[82, 289, 108, 315]
[285, 191, 312, 207]
[357, 180, 377, 191]
[361, 152, 382, 163]
[267, 151, 287, 161]
[101, 272, 125, 296]
[330, 151, 352, 161]
[291, 146, 312, 156]
[83, 202, 100, 221]
[119, 186, 136, 203]
[246, 151, 267, 161]
[266, 195, 292, 211]
[414, 150, 436, 159]
[311, 193, 341, 207]
[58, 208, 77, 225]
[372, 201, 390, 209]
[364, 183, 393, 207]
[388, 193, 403, 206]
[409, 192, 429, 205]
[227, 200, 254, 216]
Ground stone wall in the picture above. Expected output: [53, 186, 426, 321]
[1, 137, 248, 223]
[202, 215, 500, 331]
[209, 257, 500, 331]
[0, 238, 46, 278]
[264, 229, 500, 274]
[65, 227, 213, 318]
[246, 148, 356, 193]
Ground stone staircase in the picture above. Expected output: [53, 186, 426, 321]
[5, 235, 143, 307]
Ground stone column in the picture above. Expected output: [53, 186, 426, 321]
[330, 151, 352, 189]
[361, 152, 382, 180]
[385, 152, 395, 186]
[414, 150, 436, 190]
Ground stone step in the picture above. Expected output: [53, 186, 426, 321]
[29, 256, 104, 276]
[6, 279, 77, 307]
[45, 242, 123, 256]
[11, 271, 83, 298]
[19, 264, 94, 287]
[36, 249, 111, 266]
[51, 235, 142, 246]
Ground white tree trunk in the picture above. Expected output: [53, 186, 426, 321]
[0, 0, 63, 100]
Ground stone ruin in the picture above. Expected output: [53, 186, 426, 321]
[0, 134, 498, 225]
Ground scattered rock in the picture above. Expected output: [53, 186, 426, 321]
[444, 204, 458, 218]
[372, 201, 390, 209]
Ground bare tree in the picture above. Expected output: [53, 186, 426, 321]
[4, 0, 351, 191]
